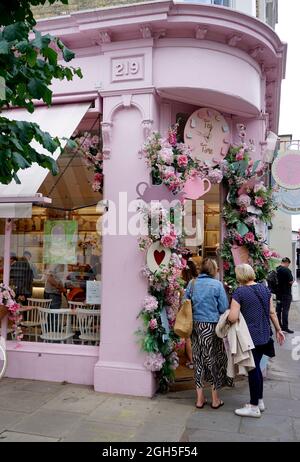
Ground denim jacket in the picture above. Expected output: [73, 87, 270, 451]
[184, 274, 229, 323]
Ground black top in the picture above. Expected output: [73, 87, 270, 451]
[277, 266, 293, 297]
[10, 260, 33, 297]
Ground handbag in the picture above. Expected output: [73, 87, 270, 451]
[251, 285, 275, 358]
[174, 280, 195, 339]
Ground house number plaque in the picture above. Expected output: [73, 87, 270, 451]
[112, 56, 144, 82]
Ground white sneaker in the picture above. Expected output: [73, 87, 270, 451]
[258, 399, 265, 412]
[235, 404, 261, 418]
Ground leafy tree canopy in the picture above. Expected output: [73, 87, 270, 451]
[0, 0, 81, 185]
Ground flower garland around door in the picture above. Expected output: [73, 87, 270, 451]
[138, 125, 278, 390]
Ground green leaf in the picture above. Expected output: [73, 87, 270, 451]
[0, 39, 9, 54]
[13, 173, 21, 184]
[12, 152, 31, 169]
[31, 30, 43, 49]
[43, 47, 57, 66]
[27, 48, 37, 67]
[62, 46, 75, 62]
[252, 160, 260, 175]
[237, 222, 249, 237]
[27, 78, 52, 104]
[66, 139, 77, 149]
[3, 23, 27, 42]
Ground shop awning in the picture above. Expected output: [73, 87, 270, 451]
[0, 102, 91, 217]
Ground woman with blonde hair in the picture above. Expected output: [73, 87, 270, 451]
[185, 258, 231, 409]
[228, 264, 285, 418]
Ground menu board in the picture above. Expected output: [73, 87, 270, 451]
[86, 281, 101, 305]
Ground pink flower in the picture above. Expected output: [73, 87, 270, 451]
[149, 318, 158, 330]
[158, 147, 174, 165]
[161, 234, 177, 248]
[244, 232, 255, 243]
[236, 149, 245, 161]
[94, 173, 103, 182]
[263, 250, 273, 259]
[177, 155, 188, 168]
[142, 295, 158, 312]
[235, 234, 244, 245]
[208, 169, 223, 184]
[223, 261, 230, 271]
[236, 194, 251, 207]
[254, 197, 265, 208]
[144, 353, 165, 372]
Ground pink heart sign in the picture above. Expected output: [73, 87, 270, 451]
[154, 250, 166, 266]
[183, 176, 211, 200]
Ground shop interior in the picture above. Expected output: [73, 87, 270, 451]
[0, 110, 103, 346]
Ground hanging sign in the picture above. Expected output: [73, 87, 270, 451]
[44, 220, 78, 264]
[272, 150, 300, 189]
[273, 188, 300, 215]
[86, 281, 101, 305]
[231, 245, 249, 266]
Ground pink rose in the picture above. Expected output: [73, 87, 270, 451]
[254, 197, 265, 208]
[263, 250, 273, 259]
[244, 232, 255, 243]
[161, 234, 177, 248]
[149, 318, 158, 330]
[177, 155, 188, 168]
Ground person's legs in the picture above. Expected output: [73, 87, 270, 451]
[192, 325, 205, 407]
[281, 294, 292, 331]
[185, 337, 193, 367]
[248, 346, 264, 406]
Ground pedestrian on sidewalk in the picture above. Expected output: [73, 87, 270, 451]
[276, 257, 294, 334]
[228, 264, 285, 418]
[184, 258, 233, 410]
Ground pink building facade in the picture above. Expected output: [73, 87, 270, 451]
[3, 1, 286, 396]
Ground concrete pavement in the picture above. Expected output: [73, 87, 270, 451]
[0, 303, 299, 442]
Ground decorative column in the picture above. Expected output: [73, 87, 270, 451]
[94, 92, 158, 397]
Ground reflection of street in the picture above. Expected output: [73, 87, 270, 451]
[0, 338, 7, 379]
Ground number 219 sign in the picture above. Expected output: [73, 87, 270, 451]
[112, 56, 144, 82]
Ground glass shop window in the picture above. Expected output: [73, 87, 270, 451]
[0, 123, 103, 346]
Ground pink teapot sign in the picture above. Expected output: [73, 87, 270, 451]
[183, 176, 211, 200]
[272, 150, 300, 190]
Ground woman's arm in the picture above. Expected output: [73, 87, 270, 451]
[228, 298, 241, 323]
[269, 298, 285, 345]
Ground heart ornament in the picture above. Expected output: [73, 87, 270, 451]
[147, 241, 172, 273]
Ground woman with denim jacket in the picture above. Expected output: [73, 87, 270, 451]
[185, 258, 232, 409]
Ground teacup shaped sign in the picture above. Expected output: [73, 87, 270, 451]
[147, 241, 172, 273]
[183, 176, 211, 200]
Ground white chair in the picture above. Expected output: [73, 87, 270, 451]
[77, 308, 101, 345]
[67, 301, 99, 335]
[21, 298, 52, 342]
[38, 308, 74, 343]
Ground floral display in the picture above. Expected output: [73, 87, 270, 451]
[138, 124, 278, 390]
[142, 125, 224, 194]
[220, 146, 278, 290]
[137, 203, 187, 392]
[74, 132, 103, 193]
[0, 283, 23, 341]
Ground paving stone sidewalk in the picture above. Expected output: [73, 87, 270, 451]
[0, 303, 299, 442]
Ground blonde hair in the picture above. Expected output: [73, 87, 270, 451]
[235, 264, 256, 285]
[201, 258, 218, 278]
